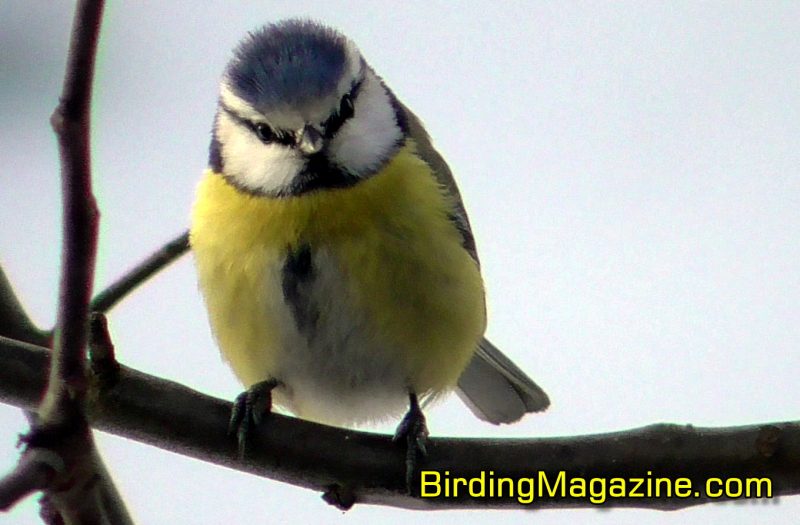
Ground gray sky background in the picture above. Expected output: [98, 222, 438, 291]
[1, 1, 799, 523]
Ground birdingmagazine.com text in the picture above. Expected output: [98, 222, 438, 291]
[418, 470, 773, 505]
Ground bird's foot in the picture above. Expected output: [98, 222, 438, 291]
[229, 379, 279, 458]
[392, 393, 429, 494]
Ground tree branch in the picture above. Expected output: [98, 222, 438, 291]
[43, 0, 103, 409]
[90, 230, 189, 314]
[0, 1, 133, 522]
[0, 267, 49, 348]
[0, 450, 54, 511]
[1, 335, 797, 511]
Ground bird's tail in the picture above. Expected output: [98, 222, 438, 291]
[456, 337, 550, 424]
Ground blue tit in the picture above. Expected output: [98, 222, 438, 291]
[190, 19, 549, 479]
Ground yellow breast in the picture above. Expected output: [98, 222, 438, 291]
[190, 140, 486, 400]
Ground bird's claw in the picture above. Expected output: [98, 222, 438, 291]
[393, 394, 429, 494]
[228, 379, 278, 458]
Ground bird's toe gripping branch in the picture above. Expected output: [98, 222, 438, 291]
[393, 393, 429, 494]
[229, 379, 280, 458]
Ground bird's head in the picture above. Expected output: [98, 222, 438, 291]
[212, 19, 406, 197]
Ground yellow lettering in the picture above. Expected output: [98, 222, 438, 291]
[654, 477, 672, 498]
[589, 478, 606, 504]
[469, 472, 485, 498]
[517, 478, 534, 504]
[497, 477, 513, 498]
[674, 478, 692, 497]
[569, 477, 587, 498]
[453, 477, 467, 498]
[609, 478, 626, 498]
[726, 478, 742, 498]
[538, 471, 565, 497]
[629, 478, 645, 497]
[420, 471, 440, 497]
[746, 478, 772, 498]
[707, 478, 723, 497]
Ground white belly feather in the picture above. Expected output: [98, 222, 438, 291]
[264, 246, 410, 426]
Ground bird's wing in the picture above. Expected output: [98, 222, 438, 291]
[399, 102, 480, 266]
[457, 338, 550, 424]
[399, 103, 550, 424]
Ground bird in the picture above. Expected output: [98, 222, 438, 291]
[189, 18, 550, 488]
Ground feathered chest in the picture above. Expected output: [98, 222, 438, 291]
[190, 142, 486, 398]
[192, 142, 469, 264]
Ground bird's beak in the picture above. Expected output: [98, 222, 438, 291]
[297, 124, 324, 155]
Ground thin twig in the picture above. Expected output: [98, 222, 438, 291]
[89, 312, 119, 387]
[1, 336, 798, 512]
[0, 451, 57, 511]
[0, 267, 49, 347]
[90, 230, 190, 313]
[42, 0, 104, 411]
[0, 1, 133, 522]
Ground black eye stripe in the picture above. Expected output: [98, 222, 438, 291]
[323, 79, 363, 139]
[251, 122, 294, 145]
[220, 104, 295, 146]
[220, 79, 362, 147]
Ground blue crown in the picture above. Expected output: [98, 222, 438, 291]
[226, 19, 349, 112]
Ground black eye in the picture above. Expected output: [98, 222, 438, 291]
[323, 93, 356, 139]
[252, 122, 296, 146]
[339, 94, 354, 120]
[253, 123, 276, 143]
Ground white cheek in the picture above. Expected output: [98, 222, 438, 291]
[216, 112, 303, 194]
[329, 73, 403, 176]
